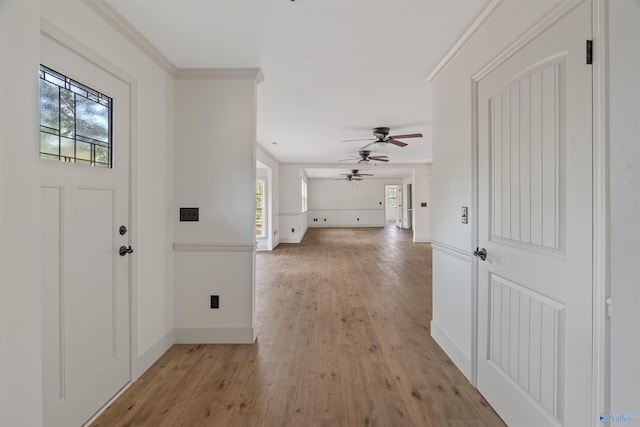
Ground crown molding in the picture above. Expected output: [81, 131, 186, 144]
[177, 68, 264, 83]
[81, 0, 179, 77]
[426, 0, 507, 82]
[257, 143, 281, 165]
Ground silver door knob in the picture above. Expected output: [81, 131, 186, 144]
[473, 247, 487, 261]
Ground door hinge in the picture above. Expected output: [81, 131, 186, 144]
[586, 40, 593, 65]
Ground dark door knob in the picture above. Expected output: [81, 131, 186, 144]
[119, 245, 134, 256]
[473, 247, 487, 261]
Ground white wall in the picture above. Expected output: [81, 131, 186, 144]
[279, 164, 307, 243]
[303, 166, 431, 241]
[412, 164, 432, 242]
[0, 1, 42, 425]
[308, 178, 393, 227]
[131, 62, 175, 371]
[608, 0, 640, 414]
[174, 71, 260, 343]
[430, 1, 563, 379]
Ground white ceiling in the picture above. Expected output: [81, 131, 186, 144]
[106, 0, 489, 178]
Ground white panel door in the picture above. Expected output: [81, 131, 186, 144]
[476, 2, 592, 426]
[40, 33, 131, 426]
[395, 186, 403, 227]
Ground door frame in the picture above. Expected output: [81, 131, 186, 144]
[40, 18, 139, 393]
[468, 1, 607, 424]
[406, 183, 413, 230]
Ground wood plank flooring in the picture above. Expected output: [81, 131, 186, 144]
[92, 226, 505, 427]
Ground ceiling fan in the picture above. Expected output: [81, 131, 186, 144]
[335, 174, 363, 182]
[339, 150, 389, 163]
[348, 169, 373, 177]
[343, 126, 423, 149]
[338, 169, 373, 181]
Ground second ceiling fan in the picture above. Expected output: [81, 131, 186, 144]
[339, 150, 389, 163]
[344, 127, 423, 149]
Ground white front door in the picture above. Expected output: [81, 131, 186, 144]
[476, 2, 592, 426]
[40, 32, 131, 426]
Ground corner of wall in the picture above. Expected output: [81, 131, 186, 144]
[431, 321, 472, 381]
[134, 329, 176, 380]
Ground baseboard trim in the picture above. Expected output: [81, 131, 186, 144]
[431, 321, 472, 381]
[134, 329, 175, 380]
[279, 237, 302, 244]
[173, 242, 255, 252]
[308, 224, 386, 228]
[256, 239, 269, 251]
[413, 236, 432, 243]
[175, 327, 256, 344]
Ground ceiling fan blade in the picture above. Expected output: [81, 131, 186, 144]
[338, 157, 359, 162]
[387, 138, 408, 147]
[341, 138, 375, 142]
[360, 141, 375, 150]
[369, 156, 389, 162]
[355, 173, 373, 176]
[353, 178, 363, 181]
[389, 133, 422, 139]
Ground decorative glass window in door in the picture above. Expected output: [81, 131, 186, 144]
[39, 65, 113, 168]
[387, 186, 397, 208]
[256, 179, 265, 237]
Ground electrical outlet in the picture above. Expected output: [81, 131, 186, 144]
[210, 295, 219, 309]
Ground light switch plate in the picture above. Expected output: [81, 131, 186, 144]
[180, 207, 199, 222]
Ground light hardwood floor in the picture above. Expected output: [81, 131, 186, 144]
[92, 226, 505, 426]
